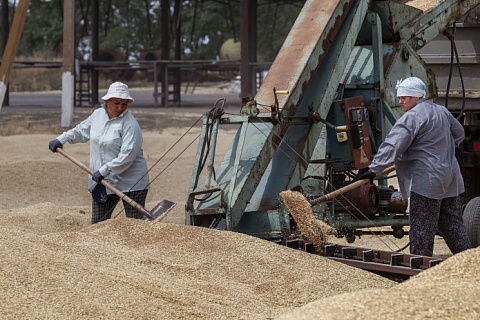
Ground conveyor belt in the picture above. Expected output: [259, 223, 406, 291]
[282, 238, 443, 282]
[323, 244, 443, 282]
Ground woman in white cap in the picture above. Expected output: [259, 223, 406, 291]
[48, 82, 150, 224]
[357, 76, 471, 256]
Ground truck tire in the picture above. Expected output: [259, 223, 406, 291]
[463, 197, 480, 247]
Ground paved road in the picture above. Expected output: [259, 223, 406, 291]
[3, 88, 242, 114]
[0, 88, 245, 134]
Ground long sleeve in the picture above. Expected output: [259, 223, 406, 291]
[56, 115, 93, 144]
[368, 100, 464, 199]
[87, 109, 149, 193]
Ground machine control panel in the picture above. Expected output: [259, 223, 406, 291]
[344, 96, 373, 169]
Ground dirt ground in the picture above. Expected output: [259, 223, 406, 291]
[1, 90, 476, 319]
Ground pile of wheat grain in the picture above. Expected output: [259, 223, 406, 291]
[0, 203, 395, 319]
[401, 0, 440, 12]
[280, 190, 334, 253]
[277, 246, 480, 319]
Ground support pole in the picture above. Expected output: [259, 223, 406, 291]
[1, 0, 10, 106]
[160, 0, 170, 107]
[61, 0, 75, 127]
[240, 0, 257, 98]
[91, 0, 99, 105]
[173, 0, 181, 103]
[0, 0, 29, 112]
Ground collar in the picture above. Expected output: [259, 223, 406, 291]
[411, 98, 425, 109]
[102, 105, 128, 119]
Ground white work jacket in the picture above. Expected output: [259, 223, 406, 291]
[369, 99, 464, 200]
[57, 107, 149, 194]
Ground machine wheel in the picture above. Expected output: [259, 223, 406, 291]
[463, 197, 480, 248]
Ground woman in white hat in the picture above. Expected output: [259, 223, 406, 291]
[357, 77, 471, 256]
[48, 82, 150, 224]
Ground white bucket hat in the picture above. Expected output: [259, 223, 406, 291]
[396, 77, 426, 98]
[101, 82, 134, 102]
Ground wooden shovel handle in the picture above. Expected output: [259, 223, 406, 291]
[309, 166, 396, 206]
[56, 148, 153, 219]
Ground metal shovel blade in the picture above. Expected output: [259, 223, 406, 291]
[143, 199, 176, 221]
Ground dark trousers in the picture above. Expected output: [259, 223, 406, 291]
[91, 189, 148, 224]
[409, 192, 471, 256]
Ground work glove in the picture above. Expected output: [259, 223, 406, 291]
[48, 139, 63, 152]
[356, 169, 376, 184]
[91, 183, 107, 203]
[91, 170, 104, 183]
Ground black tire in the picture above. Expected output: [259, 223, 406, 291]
[463, 197, 480, 247]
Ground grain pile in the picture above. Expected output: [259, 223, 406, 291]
[0, 204, 395, 320]
[280, 190, 334, 253]
[0, 202, 90, 234]
[0, 109, 468, 319]
[0, 131, 207, 224]
[402, 0, 440, 12]
[277, 246, 480, 319]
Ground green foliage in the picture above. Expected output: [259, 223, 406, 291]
[181, 1, 240, 60]
[256, 2, 302, 62]
[181, 0, 302, 61]
[19, 0, 64, 57]
[96, 0, 160, 59]
[9, 0, 302, 61]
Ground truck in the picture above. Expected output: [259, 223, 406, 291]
[184, 0, 480, 276]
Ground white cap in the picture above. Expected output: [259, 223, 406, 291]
[101, 82, 134, 102]
[396, 77, 426, 98]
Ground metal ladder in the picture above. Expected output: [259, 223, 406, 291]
[75, 64, 92, 107]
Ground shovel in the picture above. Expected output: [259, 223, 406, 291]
[309, 166, 396, 206]
[56, 148, 175, 221]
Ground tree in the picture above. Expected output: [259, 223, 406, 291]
[10, 0, 302, 61]
[96, 0, 161, 60]
[181, 0, 302, 61]
[19, 0, 64, 57]
[256, 1, 302, 62]
[181, 0, 239, 60]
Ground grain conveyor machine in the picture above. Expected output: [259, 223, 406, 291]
[185, 0, 480, 251]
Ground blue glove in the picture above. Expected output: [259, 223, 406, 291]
[91, 184, 107, 203]
[48, 139, 63, 152]
[356, 169, 376, 183]
[91, 170, 104, 183]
